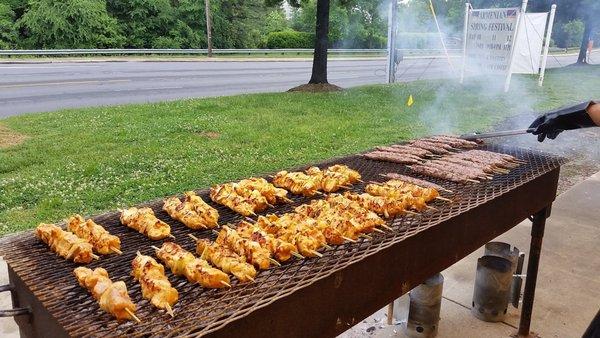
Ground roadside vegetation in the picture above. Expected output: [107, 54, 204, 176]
[0, 65, 599, 235]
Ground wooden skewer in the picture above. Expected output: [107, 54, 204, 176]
[342, 236, 357, 243]
[314, 191, 324, 196]
[311, 250, 323, 258]
[373, 228, 386, 234]
[381, 224, 394, 231]
[282, 197, 294, 203]
[441, 188, 454, 193]
[110, 247, 123, 255]
[359, 234, 373, 240]
[188, 233, 199, 241]
[269, 258, 281, 267]
[212, 230, 220, 236]
[165, 304, 175, 318]
[435, 196, 453, 202]
[200, 246, 208, 260]
[248, 211, 257, 217]
[322, 244, 333, 250]
[466, 179, 480, 183]
[245, 275, 256, 283]
[220, 281, 232, 288]
[91, 254, 100, 260]
[245, 217, 256, 223]
[357, 179, 365, 183]
[168, 234, 176, 239]
[266, 203, 275, 208]
[291, 252, 305, 259]
[405, 210, 420, 216]
[125, 308, 141, 323]
[426, 206, 438, 211]
[151, 245, 162, 252]
[383, 209, 390, 218]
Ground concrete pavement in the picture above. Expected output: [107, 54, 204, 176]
[0, 52, 589, 118]
[342, 171, 600, 337]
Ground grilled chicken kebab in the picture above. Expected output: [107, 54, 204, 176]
[36, 223, 95, 263]
[194, 237, 257, 283]
[164, 191, 219, 229]
[215, 226, 273, 270]
[131, 252, 178, 317]
[273, 164, 362, 196]
[210, 178, 288, 216]
[67, 214, 121, 255]
[154, 242, 231, 288]
[74, 267, 138, 322]
[120, 207, 171, 240]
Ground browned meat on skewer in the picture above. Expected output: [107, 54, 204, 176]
[413, 140, 455, 151]
[426, 160, 489, 179]
[409, 141, 451, 155]
[430, 135, 479, 148]
[408, 164, 471, 183]
[363, 151, 424, 164]
[380, 173, 449, 192]
[388, 145, 433, 157]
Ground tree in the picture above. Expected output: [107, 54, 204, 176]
[18, 0, 124, 48]
[576, 0, 600, 64]
[0, 3, 17, 49]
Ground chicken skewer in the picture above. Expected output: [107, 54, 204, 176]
[36, 223, 97, 263]
[190, 234, 257, 283]
[152, 242, 231, 288]
[184, 191, 220, 227]
[213, 226, 277, 269]
[236, 177, 293, 204]
[74, 267, 140, 322]
[272, 170, 321, 197]
[210, 184, 258, 217]
[380, 173, 453, 193]
[131, 252, 178, 317]
[254, 214, 325, 258]
[120, 207, 173, 240]
[236, 220, 302, 262]
[67, 214, 122, 255]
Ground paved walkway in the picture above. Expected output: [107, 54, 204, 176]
[2, 172, 599, 337]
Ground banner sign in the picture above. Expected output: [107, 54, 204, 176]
[465, 8, 520, 74]
[512, 13, 549, 74]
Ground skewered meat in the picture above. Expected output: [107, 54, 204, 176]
[381, 173, 449, 192]
[120, 207, 171, 240]
[342, 192, 407, 218]
[255, 214, 324, 257]
[67, 214, 121, 255]
[237, 221, 299, 262]
[210, 184, 258, 216]
[131, 253, 178, 315]
[272, 170, 320, 196]
[409, 164, 474, 183]
[409, 140, 451, 155]
[36, 223, 95, 263]
[74, 267, 137, 322]
[366, 182, 438, 204]
[184, 191, 220, 227]
[163, 193, 219, 229]
[305, 166, 350, 193]
[155, 242, 231, 288]
[363, 151, 424, 164]
[327, 164, 362, 184]
[215, 226, 272, 270]
[388, 145, 433, 157]
[236, 177, 290, 204]
[195, 238, 257, 283]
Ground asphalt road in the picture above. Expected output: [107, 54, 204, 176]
[0, 52, 591, 117]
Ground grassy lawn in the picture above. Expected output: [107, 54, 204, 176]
[1, 65, 599, 236]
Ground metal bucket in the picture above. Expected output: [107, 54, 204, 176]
[471, 255, 513, 322]
[405, 273, 444, 337]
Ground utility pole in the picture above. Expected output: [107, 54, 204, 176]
[386, 0, 398, 83]
[205, 0, 213, 57]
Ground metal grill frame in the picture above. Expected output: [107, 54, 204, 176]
[0, 144, 564, 338]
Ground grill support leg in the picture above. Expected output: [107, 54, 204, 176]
[516, 206, 550, 337]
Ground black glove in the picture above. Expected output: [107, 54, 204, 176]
[528, 101, 597, 142]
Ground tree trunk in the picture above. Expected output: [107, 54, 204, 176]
[205, 0, 213, 57]
[577, 18, 592, 64]
[309, 0, 330, 84]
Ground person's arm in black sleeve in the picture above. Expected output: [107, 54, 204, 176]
[528, 100, 599, 142]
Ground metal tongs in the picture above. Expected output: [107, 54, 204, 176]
[460, 128, 535, 140]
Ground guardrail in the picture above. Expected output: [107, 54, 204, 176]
[0, 48, 466, 57]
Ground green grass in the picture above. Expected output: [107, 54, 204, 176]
[1, 65, 599, 236]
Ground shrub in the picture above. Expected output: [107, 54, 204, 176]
[561, 20, 584, 48]
[266, 30, 314, 49]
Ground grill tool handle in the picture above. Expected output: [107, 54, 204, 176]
[0, 284, 30, 317]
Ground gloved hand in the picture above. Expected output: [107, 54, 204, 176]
[528, 101, 597, 142]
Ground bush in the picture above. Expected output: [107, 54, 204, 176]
[266, 30, 314, 49]
[152, 36, 181, 49]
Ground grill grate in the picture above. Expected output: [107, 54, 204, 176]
[0, 144, 565, 337]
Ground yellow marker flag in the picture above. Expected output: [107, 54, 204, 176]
[406, 95, 414, 107]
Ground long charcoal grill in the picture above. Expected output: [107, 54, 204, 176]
[0, 144, 564, 338]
